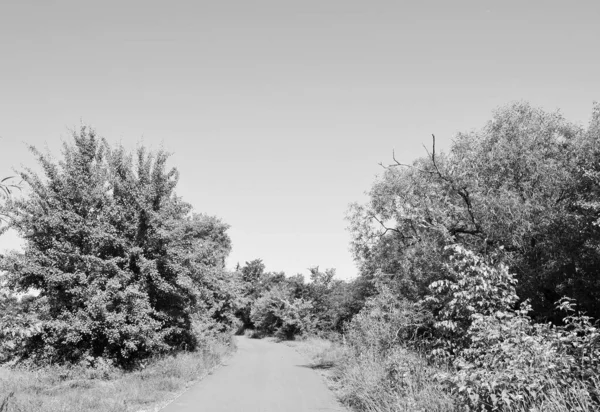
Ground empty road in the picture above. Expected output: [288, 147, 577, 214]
[161, 336, 347, 412]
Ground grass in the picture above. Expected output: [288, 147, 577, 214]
[287, 337, 456, 412]
[487, 377, 600, 412]
[288, 337, 600, 412]
[286, 336, 346, 369]
[0, 336, 235, 412]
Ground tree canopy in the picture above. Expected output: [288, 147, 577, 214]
[0, 128, 236, 366]
[348, 102, 600, 321]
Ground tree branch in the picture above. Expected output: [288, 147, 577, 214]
[368, 213, 419, 242]
[379, 149, 436, 174]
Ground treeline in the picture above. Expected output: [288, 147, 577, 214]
[233, 259, 371, 339]
[2, 102, 600, 411]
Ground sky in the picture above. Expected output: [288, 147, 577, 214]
[0, 1, 599, 279]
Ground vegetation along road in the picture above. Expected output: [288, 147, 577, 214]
[161, 336, 346, 412]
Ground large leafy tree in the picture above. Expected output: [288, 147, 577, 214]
[0, 128, 234, 366]
[349, 102, 600, 321]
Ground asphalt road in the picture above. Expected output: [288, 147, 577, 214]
[161, 336, 347, 412]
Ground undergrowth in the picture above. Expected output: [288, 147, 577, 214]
[289, 336, 455, 412]
[288, 250, 600, 412]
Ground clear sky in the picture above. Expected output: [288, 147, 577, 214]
[0, 1, 599, 279]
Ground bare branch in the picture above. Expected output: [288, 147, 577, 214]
[380, 149, 436, 174]
[368, 213, 420, 242]
[449, 226, 482, 237]
[369, 213, 401, 235]
[380, 134, 484, 240]
[424, 134, 482, 236]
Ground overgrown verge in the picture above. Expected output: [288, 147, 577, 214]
[288, 301, 456, 412]
[287, 247, 600, 412]
[289, 337, 455, 412]
[336, 102, 600, 412]
[0, 334, 234, 412]
[426, 246, 600, 412]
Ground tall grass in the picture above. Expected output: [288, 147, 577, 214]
[336, 346, 455, 412]
[289, 337, 456, 412]
[0, 336, 234, 412]
[290, 336, 600, 412]
[501, 378, 600, 412]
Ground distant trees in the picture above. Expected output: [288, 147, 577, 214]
[250, 283, 315, 339]
[236, 259, 306, 337]
[234, 260, 370, 339]
[0, 128, 237, 366]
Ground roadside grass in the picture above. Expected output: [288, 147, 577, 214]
[286, 337, 346, 369]
[287, 337, 600, 412]
[335, 346, 456, 412]
[287, 337, 456, 412]
[496, 378, 600, 412]
[0, 336, 235, 412]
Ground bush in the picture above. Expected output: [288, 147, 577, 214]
[440, 300, 600, 411]
[345, 284, 431, 355]
[425, 246, 600, 411]
[425, 245, 518, 359]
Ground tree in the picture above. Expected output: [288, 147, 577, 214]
[0, 127, 234, 366]
[348, 102, 600, 321]
[303, 267, 355, 332]
[235, 259, 266, 329]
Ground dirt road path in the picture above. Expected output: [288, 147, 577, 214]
[161, 336, 347, 412]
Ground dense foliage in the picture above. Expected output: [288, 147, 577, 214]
[349, 102, 600, 321]
[234, 258, 373, 339]
[2, 102, 600, 411]
[342, 102, 600, 411]
[0, 128, 238, 367]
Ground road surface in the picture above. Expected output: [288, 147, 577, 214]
[161, 336, 347, 412]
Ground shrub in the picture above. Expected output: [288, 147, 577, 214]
[424, 246, 600, 411]
[425, 245, 518, 359]
[440, 300, 599, 411]
[345, 284, 431, 355]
